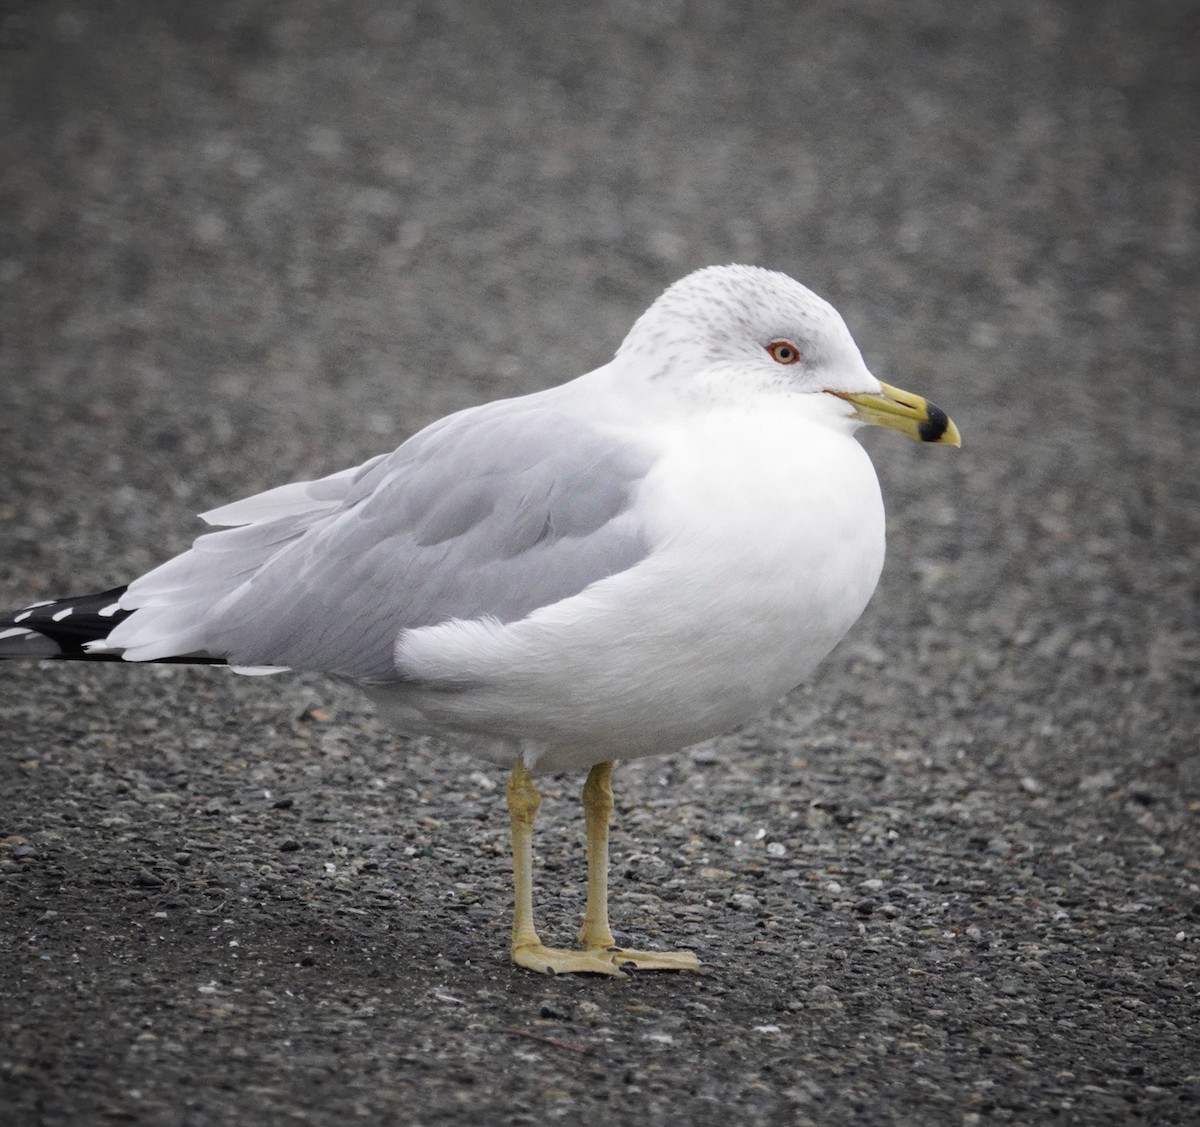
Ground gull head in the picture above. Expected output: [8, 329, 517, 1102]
[617, 264, 960, 445]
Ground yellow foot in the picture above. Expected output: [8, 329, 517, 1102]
[512, 942, 629, 976]
[595, 946, 701, 973]
[512, 943, 700, 976]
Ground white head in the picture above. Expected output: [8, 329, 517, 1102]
[617, 264, 880, 397]
[615, 265, 959, 445]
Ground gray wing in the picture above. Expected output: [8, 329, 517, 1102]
[108, 401, 655, 682]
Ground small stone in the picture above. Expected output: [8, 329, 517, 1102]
[1078, 769, 1117, 793]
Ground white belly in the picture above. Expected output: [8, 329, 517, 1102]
[372, 408, 886, 772]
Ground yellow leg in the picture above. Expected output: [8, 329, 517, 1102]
[577, 762, 617, 948]
[505, 760, 699, 976]
[507, 761, 624, 975]
[576, 762, 699, 973]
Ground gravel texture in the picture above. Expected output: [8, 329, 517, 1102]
[1, 2, 1197, 1125]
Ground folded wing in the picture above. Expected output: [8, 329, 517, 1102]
[103, 401, 654, 682]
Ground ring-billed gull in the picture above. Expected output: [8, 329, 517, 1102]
[1, 265, 959, 976]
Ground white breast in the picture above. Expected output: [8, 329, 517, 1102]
[380, 398, 886, 772]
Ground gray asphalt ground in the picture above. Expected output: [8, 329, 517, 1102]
[1, 2, 1197, 1124]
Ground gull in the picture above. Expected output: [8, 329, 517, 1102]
[0, 265, 959, 976]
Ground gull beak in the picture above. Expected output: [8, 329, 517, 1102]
[830, 381, 961, 446]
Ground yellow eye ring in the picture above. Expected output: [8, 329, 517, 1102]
[766, 340, 802, 365]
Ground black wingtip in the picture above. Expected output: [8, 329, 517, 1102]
[1, 587, 228, 665]
[0, 586, 132, 660]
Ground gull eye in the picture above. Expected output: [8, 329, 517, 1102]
[766, 340, 802, 365]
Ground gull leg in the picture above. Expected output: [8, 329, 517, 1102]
[507, 761, 624, 976]
[576, 761, 617, 949]
[577, 762, 699, 973]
